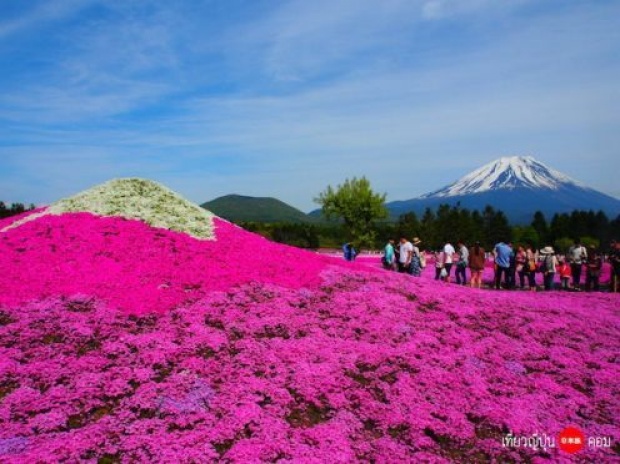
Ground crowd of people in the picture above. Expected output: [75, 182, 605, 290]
[378, 237, 620, 292]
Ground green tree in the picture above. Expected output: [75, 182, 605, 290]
[579, 236, 600, 249]
[419, 208, 437, 248]
[512, 225, 540, 249]
[550, 213, 571, 243]
[314, 177, 388, 248]
[554, 237, 574, 254]
[531, 211, 549, 244]
[396, 212, 420, 242]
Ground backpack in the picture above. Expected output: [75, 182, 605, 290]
[419, 251, 427, 269]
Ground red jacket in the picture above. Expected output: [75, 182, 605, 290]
[558, 263, 571, 279]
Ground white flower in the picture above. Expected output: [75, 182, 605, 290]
[1, 178, 216, 240]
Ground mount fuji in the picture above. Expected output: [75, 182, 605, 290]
[387, 156, 620, 223]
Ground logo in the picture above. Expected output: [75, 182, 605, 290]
[558, 427, 585, 454]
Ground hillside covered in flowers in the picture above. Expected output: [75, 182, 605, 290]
[0, 179, 618, 463]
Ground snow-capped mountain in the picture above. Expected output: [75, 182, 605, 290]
[421, 156, 583, 198]
[387, 156, 620, 223]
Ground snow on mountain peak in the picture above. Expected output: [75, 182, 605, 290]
[422, 156, 583, 198]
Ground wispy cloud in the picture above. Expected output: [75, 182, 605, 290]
[0, 0, 618, 210]
[0, 0, 99, 39]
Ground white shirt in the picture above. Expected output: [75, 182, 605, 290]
[443, 243, 455, 264]
[400, 241, 413, 263]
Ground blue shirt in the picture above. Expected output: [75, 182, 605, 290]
[343, 244, 356, 261]
[494, 242, 512, 268]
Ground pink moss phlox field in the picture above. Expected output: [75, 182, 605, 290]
[0, 213, 359, 313]
[0, 211, 619, 462]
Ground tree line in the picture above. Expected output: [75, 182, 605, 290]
[308, 176, 619, 252]
[241, 206, 620, 253]
[0, 202, 35, 219]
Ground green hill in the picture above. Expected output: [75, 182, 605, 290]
[201, 194, 313, 223]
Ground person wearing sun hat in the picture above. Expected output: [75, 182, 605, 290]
[539, 245, 557, 291]
[409, 237, 423, 276]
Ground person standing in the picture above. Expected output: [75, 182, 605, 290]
[610, 240, 620, 293]
[382, 239, 395, 270]
[468, 241, 485, 289]
[398, 237, 413, 273]
[540, 246, 557, 291]
[455, 240, 468, 285]
[443, 240, 456, 283]
[506, 242, 516, 289]
[434, 249, 445, 280]
[585, 245, 602, 292]
[557, 258, 572, 290]
[409, 237, 423, 276]
[494, 241, 512, 289]
[343, 242, 356, 261]
[525, 245, 537, 290]
[515, 245, 528, 289]
[568, 239, 587, 289]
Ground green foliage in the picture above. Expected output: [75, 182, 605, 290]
[202, 195, 312, 223]
[554, 237, 574, 254]
[235, 205, 618, 253]
[419, 208, 437, 248]
[396, 212, 420, 241]
[512, 226, 540, 248]
[314, 177, 388, 247]
[531, 211, 549, 244]
[239, 222, 320, 249]
[554, 236, 600, 254]
[579, 236, 600, 249]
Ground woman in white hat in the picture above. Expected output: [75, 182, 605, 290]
[539, 246, 557, 291]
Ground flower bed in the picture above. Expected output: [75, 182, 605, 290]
[0, 186, 618, 462]
[0, 213, 357, 313]
[0, 266, 618, 462]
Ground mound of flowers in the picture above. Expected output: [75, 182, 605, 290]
[0, 180, 618, 462]
[0, 213, 354, 313]
[1, 178, 215, 239]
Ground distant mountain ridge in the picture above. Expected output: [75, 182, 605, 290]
[201, 194, 313, 223]
[387, 156, 620, 223]
[205, 157, 618, 224]
[421, 156, 582, 197]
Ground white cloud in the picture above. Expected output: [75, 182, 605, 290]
[0, 0, 618, 210]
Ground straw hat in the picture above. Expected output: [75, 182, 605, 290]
[539, 246, 555, 255]
[412, 237, 422, 245]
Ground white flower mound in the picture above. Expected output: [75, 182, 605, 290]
[2, 178, 216, 240]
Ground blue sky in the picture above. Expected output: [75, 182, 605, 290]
[1, 0, 618, 212]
